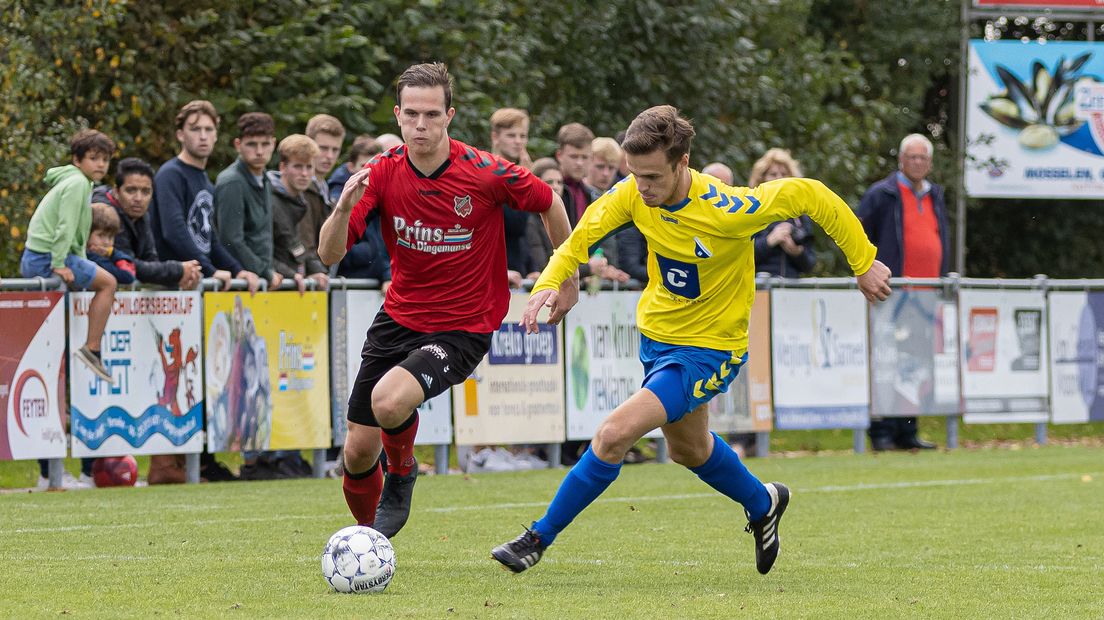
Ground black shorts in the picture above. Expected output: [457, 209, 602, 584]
[347, 308, 491, 427]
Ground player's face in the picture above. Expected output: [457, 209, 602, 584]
[394, 86, 455, 158]
[234, 134, 275, 175]
[280, 157, 315, 194]
[177, 113, 218, 162]
[87, 229, 114, 255]
[539, 169, 564, 196]
[588, 158, 618, 192]
[74, 151, 110, 183]
[899, 142, 932, 185]
[116, 173, 153, 220]
[492, 120, 529, 162]
[627, 150, 687, 207]
[556, 144, 591, 182]
[313, 132, 343, 176]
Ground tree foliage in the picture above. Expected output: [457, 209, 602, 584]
[5, 0, 1040, 280]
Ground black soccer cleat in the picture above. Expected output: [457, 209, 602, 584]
[491, 526, 546, 573]
[745, 482, 790, 575]
[373, 458, 418, 538]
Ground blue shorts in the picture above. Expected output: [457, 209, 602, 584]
[640, 334, 747, 423]
[21, 249, 98, 290]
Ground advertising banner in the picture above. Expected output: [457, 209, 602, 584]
[330, 290, 452, 446]
[959, 289, 1048, 423]
[771, 289, 870, 430]
[0, 292, 67, 460]
[453, 293, 565, 445]
[869, 288, 960, 418]
[68, 291, 204, 457]
[966, 40, 1104, 199]
[205, 292, 330, 452]
[564, 292, 642, 441]
[709, 291, 773, 434]
[1048, 290, 1104, 423]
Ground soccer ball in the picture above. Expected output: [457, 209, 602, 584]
[91, 456, 138, 487]
[321, 526, 396, 593]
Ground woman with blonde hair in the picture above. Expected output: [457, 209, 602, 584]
[749, 148, 817, 277]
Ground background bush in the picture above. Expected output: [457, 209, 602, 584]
[5, 1, 1095, 279]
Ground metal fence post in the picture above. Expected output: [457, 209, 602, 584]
[185, 453, 200, 484]
[754, 431, 770, 458]
[853, 430, 866, 455]
[434, 444, 450, 474]
[47, 458, 64, 489]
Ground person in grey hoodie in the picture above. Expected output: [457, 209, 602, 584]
[269, 135, 329, 291]
[215, 112, 283, 287]
[21, 129, 116, 384]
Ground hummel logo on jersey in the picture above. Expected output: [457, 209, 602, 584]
[694, 237, 712, 258]
[454, 195, 473, 217]
[660, 213, 679, 224]
[418, 189, 442, 196]
[422, 373, 434, 388]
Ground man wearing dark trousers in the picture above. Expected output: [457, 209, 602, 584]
[858, 133, 948, 451]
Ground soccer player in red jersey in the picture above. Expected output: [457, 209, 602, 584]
[318, 63, 579, 538]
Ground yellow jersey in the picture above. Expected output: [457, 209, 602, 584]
[533, 170, 876, 354]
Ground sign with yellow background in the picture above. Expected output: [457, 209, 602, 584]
[204, 292, 330, 451]
[708, 290, 773, 433]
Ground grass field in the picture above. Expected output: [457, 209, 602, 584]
[2, 445, 1101, 619]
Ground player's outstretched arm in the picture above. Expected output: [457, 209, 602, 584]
[856, 259, 892, 302]
[319, 167, 371, 266]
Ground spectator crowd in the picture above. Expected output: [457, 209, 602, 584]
[15, 95, 944, 487]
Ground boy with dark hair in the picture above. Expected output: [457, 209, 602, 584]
[150, 100, 260, 293]
[215, 112, 282, 287]
[92, 157, 202, 288]
[86, 202, 136, 285]
[328, 135, 382, 202]
[21, 129, 116, 383]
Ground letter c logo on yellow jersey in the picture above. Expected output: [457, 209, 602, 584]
[655, 254, 701, 299]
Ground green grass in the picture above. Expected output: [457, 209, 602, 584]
[2, 445, 1101, 618]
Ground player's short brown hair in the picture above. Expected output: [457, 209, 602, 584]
[556, 123, 595, 150]
[174, 100, 220, 131]
[277, 134, 320, 164]
[306, 114, 346, 141]
[70, 129, 114, 160]
[490, 108, 529, 133]
[90, 202, 121, 237]
[622, 105, 695, 166]
[237, 112, 275, 139]
[396, 62, 453, 109]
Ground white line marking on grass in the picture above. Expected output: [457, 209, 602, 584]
[4, 471, 1098, 534]
[424, 471, 1102, 513]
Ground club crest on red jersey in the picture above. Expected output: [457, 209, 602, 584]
[454, 195, 473, 218]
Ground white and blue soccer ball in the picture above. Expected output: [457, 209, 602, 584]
[321, 525, 396, 594]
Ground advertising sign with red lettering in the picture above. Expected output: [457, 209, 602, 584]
[69, 291, 205, 456]
[959, 290, 1048, 423]
[0, 292, 67, 460]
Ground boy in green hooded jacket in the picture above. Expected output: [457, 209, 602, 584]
[21, 129, 117, 384]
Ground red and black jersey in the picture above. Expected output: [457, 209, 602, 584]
[346, 138, 553, 333]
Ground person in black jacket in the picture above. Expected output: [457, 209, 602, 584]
[92, 158, 202, 288]
[269, 135, 329, 292]
[749, 149, 817, 278]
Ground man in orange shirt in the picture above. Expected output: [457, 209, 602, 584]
[858, 133, 948, 451]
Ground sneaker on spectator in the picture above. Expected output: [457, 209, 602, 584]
[200, 460, 239, 482]
[469, 447, 516, 472]
[323, 460, 341, 478]
[76, 345, 114, 384]
[37, 471, 91, 491]
[273, 455, 309, 479]
[239, 460, 279, 481]
[512, 451, 549, 470]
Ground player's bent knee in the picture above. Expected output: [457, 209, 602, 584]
[592, 424, 635, 462]
[370, 390, 415, 428]
[667, 442, 710, 468]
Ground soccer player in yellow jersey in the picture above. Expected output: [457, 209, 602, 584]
[493, 105, 891, 575]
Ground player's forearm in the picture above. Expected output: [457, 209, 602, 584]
[318, 208, 352, 267]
